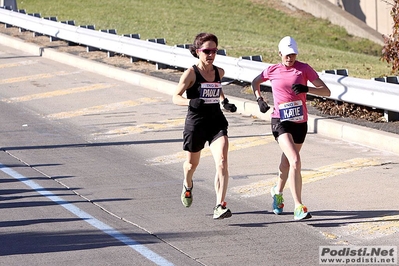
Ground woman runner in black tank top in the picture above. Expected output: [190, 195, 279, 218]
[184, 64, 228, 130]
[172, 33, 237, 219]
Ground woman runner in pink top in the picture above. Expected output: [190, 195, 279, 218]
[251, 36, 331, 220]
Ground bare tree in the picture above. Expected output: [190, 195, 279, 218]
[382, 0, 399, 74]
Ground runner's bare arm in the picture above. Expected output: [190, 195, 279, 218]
[251, 73, 265, 100]
[218, 67, 227, 101]
[172, 68, 195, 106]
[309, 78, 331, 97]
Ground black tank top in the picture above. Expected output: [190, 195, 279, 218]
[184, 65, 227, 129]
[186, 65, 220, 98]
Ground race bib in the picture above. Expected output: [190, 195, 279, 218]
[279, 100, 304, 121]
[200, 82, 221, 104]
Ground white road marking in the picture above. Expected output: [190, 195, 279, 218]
[0, 163, 174, 266]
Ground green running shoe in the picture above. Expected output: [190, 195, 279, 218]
[213, 202, 232, 219]
[271, 186, 284, 215]
[181, 184, 193, 208]
[294, 204, 312, 220]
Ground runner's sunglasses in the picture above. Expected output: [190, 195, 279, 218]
[198, 48, 218, 55]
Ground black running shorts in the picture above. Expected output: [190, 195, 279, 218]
[271, 118, 308, 144]
[183, 127, 227, 153]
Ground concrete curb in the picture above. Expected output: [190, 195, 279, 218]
[1, 33, 398, 155]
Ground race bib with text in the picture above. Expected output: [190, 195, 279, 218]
[279, 100, 304, 121]
[200, 82, 221, 104]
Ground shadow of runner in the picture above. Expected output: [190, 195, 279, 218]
[0, 230, 159, 256]
[307, 210, 399, 227]
[225, 209, 399, 228]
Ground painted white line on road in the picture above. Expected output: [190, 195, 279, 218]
[0, 163, 174, 266]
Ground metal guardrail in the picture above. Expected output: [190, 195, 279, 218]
[1, 7, 399, 120]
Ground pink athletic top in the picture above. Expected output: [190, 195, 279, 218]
[260, 61, 319, 123]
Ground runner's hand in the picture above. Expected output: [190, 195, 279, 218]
[189, 98, 205, 109]
[222, 98, 237, 112]
[257, 97, 270, 113]
[292, 84, 309, 95]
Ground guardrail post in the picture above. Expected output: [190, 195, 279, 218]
[59, 20, 77, 45]
[99, 29, 117, 57]
[123, 34, 141, 62]
[173, 44, 191, 71]
[79, 25, 98, 52]
[323, 69, 336, 74]
[386, 76, 399, 84]
[147, 38, 169, 69]
[372, 76, 399, 121]
[44, 17, 59, 41]
[26, 13, 41, 36]
[61, 20, 75, 25]
[372, 77, 386, 82]
[323, 69, 348, 76]
[175, 43, 190, 49]
[16, 10, 28, 32]
[2, 6, 12, 28]
[217, 49, 227, 56]
[384, 110, 399, 122]
[26, 13, 44, 37]
[28, 13, 40, 17]
[251, 55, 262, 62]
[240, 55, 263, 62]
[0, 0, 17, 11]
[336, 69, 348, 76]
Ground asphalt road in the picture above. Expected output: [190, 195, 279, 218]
[1, 43, 398, 266]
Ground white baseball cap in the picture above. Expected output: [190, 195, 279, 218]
[278, 36, 299, 56]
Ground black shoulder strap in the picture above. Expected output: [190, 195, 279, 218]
[192, 65, 220, 82]
[192, 64, 199, 74]
[213, 65, 221, 82]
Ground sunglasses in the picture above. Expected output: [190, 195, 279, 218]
[198, 48, 218, 55]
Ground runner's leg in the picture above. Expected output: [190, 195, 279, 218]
[277, 133, 303, 207]
[210, 135, 229, 205]
[183, 151, 201, 188]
